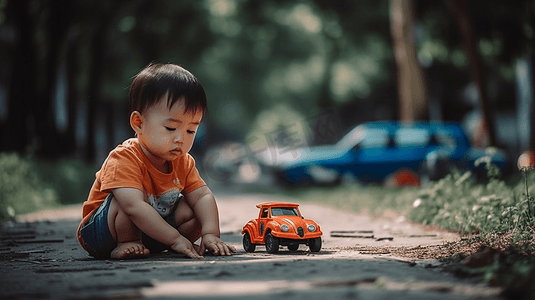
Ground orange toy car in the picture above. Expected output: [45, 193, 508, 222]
[241, 202, 322, 253]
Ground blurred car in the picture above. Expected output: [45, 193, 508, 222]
[241, 202, 322, 253]
[254, 121, 509, 186]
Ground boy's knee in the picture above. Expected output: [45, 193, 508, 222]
[108, 196, 126, 222]
[178, 217, 202, 242]
[174, 208, 196, 227]
[174, 199, 195, 224]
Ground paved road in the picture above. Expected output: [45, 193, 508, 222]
[0, 192, 502, 299]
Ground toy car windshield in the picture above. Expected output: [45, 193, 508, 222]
[271, 207, 299, 216]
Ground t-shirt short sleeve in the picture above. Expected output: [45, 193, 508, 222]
[180, 155, 206, 194]
[99, 146, 145, 193]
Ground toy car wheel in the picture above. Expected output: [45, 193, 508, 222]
[265, 232, 279, 254]
[288, 244, 299, 251]
[309, 237, 322, 252]
[242, 231, 256, 253]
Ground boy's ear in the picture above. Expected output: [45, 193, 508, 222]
[130, 111, 143, 134]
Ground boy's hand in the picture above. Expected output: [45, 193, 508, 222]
[199, 234, 236, 256]
[170, 235, 203, 259]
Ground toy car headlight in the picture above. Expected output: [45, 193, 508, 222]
[307, 224, 316, 232]
[281, 224, 290, 232]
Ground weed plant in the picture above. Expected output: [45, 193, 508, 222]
[409, 166, 535, 251]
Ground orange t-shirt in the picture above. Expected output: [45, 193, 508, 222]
[77, 138, 206, 248]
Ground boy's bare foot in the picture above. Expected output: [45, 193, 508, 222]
[110, 241, 150, 259]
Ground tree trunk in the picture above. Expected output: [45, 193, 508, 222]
[447, 0, 496, 147]
[137, 0, 158, 62]
[390, 0, 429, 121]
[314, 35, 341, 146]
[85, 23, 106, 163]
[3, 0, 36, 153]
[64, 42, 78, 157]
[37, 0, 73, 158]
[85, 1, 119, 163]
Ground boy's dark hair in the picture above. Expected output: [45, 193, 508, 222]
[129, 63, 207, 115]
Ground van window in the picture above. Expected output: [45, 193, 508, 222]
[360, 129, 389, 148]
[395, 128, 429, 147]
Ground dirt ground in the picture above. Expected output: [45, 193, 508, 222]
[0, 192, 504, 299]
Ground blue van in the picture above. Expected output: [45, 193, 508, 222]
[260, 121, 508, 185]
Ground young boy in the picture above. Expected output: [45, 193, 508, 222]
[77, 63, 236, 259]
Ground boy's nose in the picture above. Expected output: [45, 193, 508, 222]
[174, 131, 183, 142]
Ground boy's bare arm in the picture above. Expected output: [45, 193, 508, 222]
[112, 187, 202, 259]
[185, 186, 220, 236]
[185, 186, 236, 255]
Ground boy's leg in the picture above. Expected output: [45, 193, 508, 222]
[107, 196, 150, 259]
[174, 198, 202, 242]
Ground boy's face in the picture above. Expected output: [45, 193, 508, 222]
[133, 97, 203, 168]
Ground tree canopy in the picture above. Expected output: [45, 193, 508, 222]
[0, 0, 533, 162]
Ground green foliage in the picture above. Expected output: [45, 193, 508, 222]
[6, 0, 530, 162]
[407, 170, 517, 234]
[407, 167, 535, 242]
[34, 159, 96, 205]
[0, 153, 96, 221]
[0, 153, 58, 221]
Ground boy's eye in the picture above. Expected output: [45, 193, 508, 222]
[165, 127, 176, 131]
[187, 130, 196, 134]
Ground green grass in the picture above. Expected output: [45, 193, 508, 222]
[33, 158, 97, 205]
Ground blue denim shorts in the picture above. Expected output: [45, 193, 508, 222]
[80, 194, 180, 258]
[79, 194, 116, 259]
